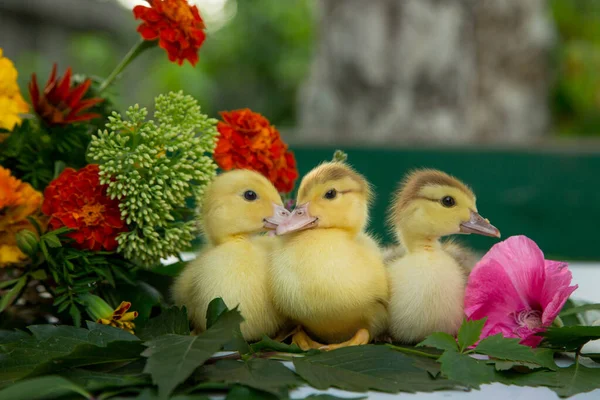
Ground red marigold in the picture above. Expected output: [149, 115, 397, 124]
[41, 164, 127, 252]
[29, 64, 103, 126]
[214, 109, 299, 193]
[133, 0, 207, 66]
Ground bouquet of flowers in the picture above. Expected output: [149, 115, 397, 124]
[0, 0, 297, 333]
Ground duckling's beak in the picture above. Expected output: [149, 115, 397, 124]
[275, 203, 319, 235]
[263, 204, 290, 230]
[459, 210, 501, 238]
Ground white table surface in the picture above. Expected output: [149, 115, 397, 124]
[166, 255, 600, 399]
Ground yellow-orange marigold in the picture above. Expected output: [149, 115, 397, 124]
[0, 166, 44, 267]
[0, 48, 29, 131]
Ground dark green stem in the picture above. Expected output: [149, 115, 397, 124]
[387, 344, 440, 360]
[98, 40, 156, 93]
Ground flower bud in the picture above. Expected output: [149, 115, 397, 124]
[15, 229, 39, 259]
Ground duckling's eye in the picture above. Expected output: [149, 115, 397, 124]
[441, 196, 455, 208]
[243, 190, 258, 201]
[324, 189, 337, 200]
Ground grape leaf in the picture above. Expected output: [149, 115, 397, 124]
[0, 375, 91, 400]
[142, 307, 243, 400]
[551, 363, 600, 397]
[293, 345, 456, 393]
[206, 298, 228, 329]
[250, 335, 306, 354]
[417, 332, 458, 352]
[299, 395, 366, 400]
[475, 334, 557, 370]
[198, 358, 303, 397]
[540, 326, 600, 351]
[438, 350, 495, 389]
[457, 318, 486, 352]
[62, 368, 150, 391]
[136, 306, 190, 341]
[0, 329, 29, 345]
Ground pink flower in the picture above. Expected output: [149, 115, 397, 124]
[464, 235, 578, 347]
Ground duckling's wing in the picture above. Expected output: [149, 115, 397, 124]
[441, 238, 479, 276]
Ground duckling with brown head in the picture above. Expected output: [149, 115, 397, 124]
[270, 162, 389, 350]
[387, 169, 500, 344]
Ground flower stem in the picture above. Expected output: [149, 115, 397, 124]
[386, 344, 440, 360]
[98, 40, 156, 93]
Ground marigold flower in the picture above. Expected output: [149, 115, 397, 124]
[28, 64, 103, 126]
[464, 235, 578, 347]
[0, 166, 43, 266]
[133, 0, 207, 66]
[214, 109, 299, 193]
[81, 293, 138, 334]
[42, 164, 127, 252]
[0, 48, 29, 131]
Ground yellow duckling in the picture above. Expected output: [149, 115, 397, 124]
[270, 162, 388, 350]
[172, 169, 289, 341]
[387, 169, 500, 344]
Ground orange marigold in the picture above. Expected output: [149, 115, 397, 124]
[0, 166, 44, 266]
[214, 109, 299, 193]
[133, 0, 207, 66]
[42, 165, 127, 252]
[29, 64, 103, 126]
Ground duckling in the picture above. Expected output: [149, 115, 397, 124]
[382, 238, 479, 277]
[270, 162, 388, 350]
[172, 169, 289, 341]
[387, 169, 500, 344]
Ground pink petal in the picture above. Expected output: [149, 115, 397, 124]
[465, 258, 525, 331]
[541, 260, 578, 326]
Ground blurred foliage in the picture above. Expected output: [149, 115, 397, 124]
[551, 0, 600, 136]
[62, 0, 315, 128]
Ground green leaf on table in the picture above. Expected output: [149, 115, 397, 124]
[438, 350, 495, 389]
[417, 332, 458, 352]
[250, 335, 305, 354]
[294, 345, 456, 393]
[0, 375, 91, 400]
[62, 368, 150, 391]
[198, 358, 303, 398]
[494, 368, 559, 388]
[551, 363, 600, 397]
[457, 318, 486, 352]
[206, 298, 249, 354]
[560, 303, 600, 317]
[540, 326, 600, 351]
[475, 334, 557, 370]
[226, 385, 278, 400]
[142, 307, 243, 400]
[136, 306, 190, 341]
[0, 323, 141, 386]
[0, 275, 27, 312]
[206, 298, 228, 329]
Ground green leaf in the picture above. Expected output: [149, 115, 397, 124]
[63, 368, 150, 391]
[540, 326, 600, 351]
[43, 234, 62, 248]
[559, 299, 584, 326]
[136, 306, 190, 341]
[206, 298, 228, 329]
[552, 363, 600, 397]
[142, 307, 244, 400]
[197, 358, 303, 398]
[494, 368, 559, 388]
[0, 278, 21, 289]
[417, 332, 458, 352]
[0, 375, 91, 400]
[0, 323, 141, 385]
[30, 269, 47, 280]
[457, 318, 486, 352]
[438, 350, 495, 389]
[250, 335, 305, 354]
[475, 334, 557, 370]
[0, 329, 29, 345]
[226, 385, 278, 400]
[560, 303, 600, 317]
[294, 345, 456, 393]
[0, 275, 27, 312]
[299, 395, 366, 400]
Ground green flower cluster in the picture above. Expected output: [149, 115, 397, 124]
[87, 91, 219, 267]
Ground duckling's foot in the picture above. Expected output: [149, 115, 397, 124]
[319, 329, 370, 351]
[272, 325, 300, 343]
[292, 329, 326, 351]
